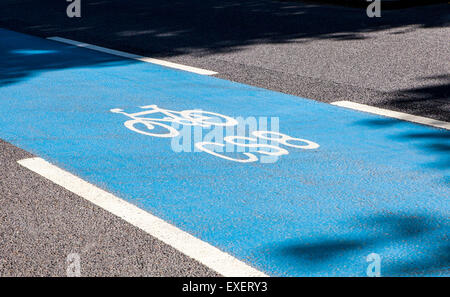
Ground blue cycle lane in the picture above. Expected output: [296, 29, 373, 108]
[0, 29, 448, 276]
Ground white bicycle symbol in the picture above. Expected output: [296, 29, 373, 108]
[110, 105, 238, 138]
[111, 104, 320, 163]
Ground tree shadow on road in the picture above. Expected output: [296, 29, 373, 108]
[353, 76, 450, 174]
[375, 75, 450, 121]
[274, 213, 449, 276]
[0, 0, 448, 57]
[1, 0, 448, 123]
[0, 29, 136, 89]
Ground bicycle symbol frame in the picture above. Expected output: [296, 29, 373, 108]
[110, 104, 238, 138]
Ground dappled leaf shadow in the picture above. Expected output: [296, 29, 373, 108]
[354, 114, 450, 174]
[1, 1, 447, 122]
[281, 240, 364, 262]
[0, 28, 137, 88]
[375, 75, 450, 122]
[274, 213, 449, 276]
[0, 0, 448, 57]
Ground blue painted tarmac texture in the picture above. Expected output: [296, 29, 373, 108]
[0, 29, 448, 276]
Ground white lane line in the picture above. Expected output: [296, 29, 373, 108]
[331, 101, 450, 131]
[47, 36, 218, 76]
[17, 157, 267, 277]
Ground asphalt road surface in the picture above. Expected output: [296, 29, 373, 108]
[0, 138, 220, 276]
[1, 0, 449, 120]
[0, 0, 449, 277]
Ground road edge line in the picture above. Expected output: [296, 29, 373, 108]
[46, 36, 218, 76]
[17, 157, 267, 277]
[331, 101, 450, 130]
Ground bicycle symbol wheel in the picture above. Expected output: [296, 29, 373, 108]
[124, 119, 179, 138]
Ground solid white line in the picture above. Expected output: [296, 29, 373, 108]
[17, 157, 267, 277]
[47, 36, 218, 76]
[331, 101, 450, 131]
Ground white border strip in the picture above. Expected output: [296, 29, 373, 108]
[18, 157, 267, 277]
[331, 101, 450, 130]
[47, 36, 218, 76]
